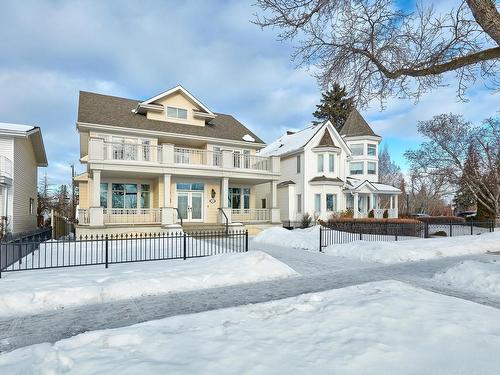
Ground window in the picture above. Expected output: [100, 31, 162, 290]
[112, 184, 137, 209]
[367, 161, 377, 175]
[243, 188, 251, 209]
[350, 162, 364, 175]
[297, 194, 302, 214]
[29, 198, 34, 215]
[233, 151, 241, 168]
[243, 150, 250, 169]
[112, 137, 137, 161]
[367, 144, 377, 156]
[326, 194, 337, 212]
[213, 147, 222, 166]
[140, 184, 150, 209]
[229, 188, 241, 209]
[351, 144, 364, 156]
[100, 183, 108, 208]
[141, 140, 151, 161]
[314, 194, 321, 213]
[317, 154, 324, 173]
[261, 199, 267, 209]
[328, 154, 335, 172]
[174, 148, 190, 164]
[176, 183, 204, 191]
[167, 106, 188, 120]
[296, 155, 301, 173]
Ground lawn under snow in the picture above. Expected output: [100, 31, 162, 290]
[2, 281, 500, 374]
[433, 260, 500, 298]
[253, 226, 321, 250]
[324, 232, 500, 264]
[0, 251, 298, 318]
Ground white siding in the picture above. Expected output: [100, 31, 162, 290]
[12, 137, 38, 233]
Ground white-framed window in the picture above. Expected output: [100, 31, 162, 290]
[367, 144, 377, 156]
[314, 194, 321, 213]
[166, 106, 188, 120]
[296, 155, 301, 173]
[350, 161, 364, 175]
[351, 144, 364, 156]
[328, 154, 335, 172]
[367, 161, 377, 175]
[112, 137, 137, 161]
[317, 154, 324, 173]
[141, 139, 151, 161]
[326, 194, 337, 212]
[243, 150, 251, 169]
[100, 183, 108, 208]
[297, 194, 302, 214]
[213, 147, 222, 166]
[228, 187, 251, 209]
[233, 151, 241, 168]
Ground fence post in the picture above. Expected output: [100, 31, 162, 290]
[319, 226, 322, 252]
[183, 232, 187, 260]
[245, 230, 249, 252]
[105, 235, 109, 268]
[470, 220, 473, 235]
[395, 225, 398, 241]
[449, 222, 453, 237]
[359, 232, 362, 241]
[424, 222, 429, 238]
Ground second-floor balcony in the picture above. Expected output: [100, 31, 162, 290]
[88, 138, 278, 174]
[0, 156, 12, 180]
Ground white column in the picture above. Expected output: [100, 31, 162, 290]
[394, 194, 399, 217]
[221, 177, 229, 207]
[370, 193, 375, 210]
[270, 180, 278, 208]
[390, 195, 394, 209]
[91, 170, 101, 207]
[353, 193, 359, 218]
[163, 174, 171, 207]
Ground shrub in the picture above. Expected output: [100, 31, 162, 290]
[339, 208, 354, 218]
[383, 209, 389, 219]
[432, 230, 448, 237]
[368, 209, 374, 218]
[300, 213, 312, 228]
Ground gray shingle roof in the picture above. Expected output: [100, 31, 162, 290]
[339, 108, 379, 137]
[277, 180, 296, 188]
[77, 91, 264, 144]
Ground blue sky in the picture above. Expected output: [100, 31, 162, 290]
[0, 0, 498, 187]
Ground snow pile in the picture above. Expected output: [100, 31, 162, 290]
[0, 251, 298, 318]
[253, 226, 320, 251]
[324, 231, 500, 264]
[2, 281, 500, 374]
[434, 260, 500, 297]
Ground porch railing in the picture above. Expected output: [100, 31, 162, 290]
[233, 153, 271, 171]
[103, 208, 162, 225]
[0, 156, 12, 178]
[77, 209, 89, 225]
[232, 209, 270, 222]
[174, 148, 222, 167]
[102, 141, 162, 163]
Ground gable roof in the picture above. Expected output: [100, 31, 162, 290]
[345, 178, 401, 193]
[77, 91, 264, 144]
[257, 124, 322, 157]
[339, 108, 379, 138]
[0, 122, 48, 166]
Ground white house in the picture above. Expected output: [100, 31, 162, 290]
[0, 123, 47, 237]
[257, 110, 401, 221]
[75, 86, 281, 236]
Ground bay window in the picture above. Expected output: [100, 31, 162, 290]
[351, 144, 364, 156]
[317, 154, 324, 173]
[367, 144, 377, 156]
[328, 154, 335, 172]
[326, 194, 337, 212]
[314, 194, 321, 213]
[367, 161, 377, 175]
[350, 162, 364, 175]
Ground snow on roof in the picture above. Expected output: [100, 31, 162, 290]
[371, 182, 401, 192]
[0, 122, 35, 133]
[346, 178, 401, 192]
[242, 134, 255, 142]
[258, 124, 322, 157]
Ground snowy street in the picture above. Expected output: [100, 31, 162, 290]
[1, 236, 499, 354]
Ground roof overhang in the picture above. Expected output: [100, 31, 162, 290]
[27, 128, 48, 167]
[342, 135, 382, 142]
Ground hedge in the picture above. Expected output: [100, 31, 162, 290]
[416, 216, 465, 224]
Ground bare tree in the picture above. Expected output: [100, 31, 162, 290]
[405, 114, 500, 223]
[254, 0, 500, 107]
[378, 144, 404, 186]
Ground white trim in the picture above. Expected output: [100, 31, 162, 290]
[140, 85, 215, 117]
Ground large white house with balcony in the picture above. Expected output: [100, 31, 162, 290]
[75, 86, 281, 236]
[257, 110, 401, 221]
[0, 122, 47, 237]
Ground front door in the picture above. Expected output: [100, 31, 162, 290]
[177, 191, 203, 222]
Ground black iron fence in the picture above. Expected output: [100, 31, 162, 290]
[319, 220, 495, 252]
[0, 230, 248, 277]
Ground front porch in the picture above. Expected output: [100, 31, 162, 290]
[76, 171, 280, 235]
[347, 192, 399, 219]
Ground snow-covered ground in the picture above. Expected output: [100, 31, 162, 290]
[433, 260, 500, 298]
[253, 226, 320, 251]
[323, 232, 500, 264]
[0, 251, 298, 318]
[1, 280, 500, 374]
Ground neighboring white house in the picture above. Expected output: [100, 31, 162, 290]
[0, 123, 48, 236]
[257, 110, 401, 220]
[75, 85, 281, 236]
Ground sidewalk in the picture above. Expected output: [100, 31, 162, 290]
[0, 243, 498, 353]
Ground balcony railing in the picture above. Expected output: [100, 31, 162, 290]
[77, 209, 89, 225]
[232, 209, 270, 222]
[103, 208, 162, 225]
[0, 156, 12, 178]
[89, 139, 277, 173]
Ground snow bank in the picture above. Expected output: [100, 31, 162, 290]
[434, 260, 500, 297]
[0, 251, 298, 318]
[2, 280, 500, 374]
[324, 231, 500, 264]
[253, 226, 320, 251]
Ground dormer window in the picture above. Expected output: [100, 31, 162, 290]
[167, 106, 188, 120]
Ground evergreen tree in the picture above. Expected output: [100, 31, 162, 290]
[312, 83, 353, 131]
